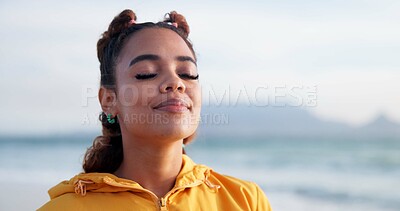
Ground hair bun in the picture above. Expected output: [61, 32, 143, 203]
[165, 11, 190, 38]
[108, 9, 137, 37]
[97, 9, 137, 62]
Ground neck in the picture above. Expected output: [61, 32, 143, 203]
[114, 138, 183, 198]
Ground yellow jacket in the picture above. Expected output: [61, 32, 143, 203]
[39, 155, 272, 210]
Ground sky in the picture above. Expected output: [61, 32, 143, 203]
[0, 0, 399, 135]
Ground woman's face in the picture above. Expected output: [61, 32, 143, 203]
[114, 28, 201, 145]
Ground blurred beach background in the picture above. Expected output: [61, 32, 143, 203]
[1, 0, 399, 210]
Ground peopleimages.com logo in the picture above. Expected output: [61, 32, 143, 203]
[80, 83, 317, 126]
[81, 83, 318, 108]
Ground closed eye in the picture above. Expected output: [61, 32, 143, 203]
[135, 73, 157, 80]
[179, 73, 199, 80]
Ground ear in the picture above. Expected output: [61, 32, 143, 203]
[99, 87, 118, 115]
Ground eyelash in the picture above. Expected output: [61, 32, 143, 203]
[135, 73, 199, 80]
[180, 73, 199, 80]
[135, 73, 157, 80]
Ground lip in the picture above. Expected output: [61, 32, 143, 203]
[153, 98, 190, 113]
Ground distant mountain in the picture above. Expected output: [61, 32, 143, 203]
[357, 114, 400, 137]
[198, 104, 400, 138]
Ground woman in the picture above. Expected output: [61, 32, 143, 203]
[39, 9, 272, 211]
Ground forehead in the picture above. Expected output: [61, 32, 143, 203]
[119, 28, 194, 62]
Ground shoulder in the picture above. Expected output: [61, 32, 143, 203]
[207, 170, 273, 211]
[38, 191, 139, 211]
[37, 173, 134, 211]
[209, 170, 261, 194]
[38, 193, 85, 211]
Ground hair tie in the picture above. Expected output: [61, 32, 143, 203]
[171, 22, 178, 28]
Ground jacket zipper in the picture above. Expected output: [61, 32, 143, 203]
[159, 197, 167, 211]
[157, 180, 203, 210]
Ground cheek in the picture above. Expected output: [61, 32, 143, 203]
[188, 84, 202, 109]
[137, 84, 159, 105]
[116, 84, 140, 107]
[117, 83, 160, 108]
[193, 84, 202, 104]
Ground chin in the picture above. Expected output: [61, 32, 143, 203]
[121, 113, 199, 141]
[152, 124, 198, 140]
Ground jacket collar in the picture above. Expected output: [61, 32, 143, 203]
[49, 155, 216, 199]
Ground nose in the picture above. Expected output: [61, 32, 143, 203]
[160, 74, 186, 93]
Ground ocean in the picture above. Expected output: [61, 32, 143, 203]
[0, 135, 399, 210]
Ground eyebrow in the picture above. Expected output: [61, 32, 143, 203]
[129, 54, 160, 67]
[176, 56, 197, 66]
[129, 54, 197, 67]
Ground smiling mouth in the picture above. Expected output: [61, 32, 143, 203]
[153, 98, 191, 113]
